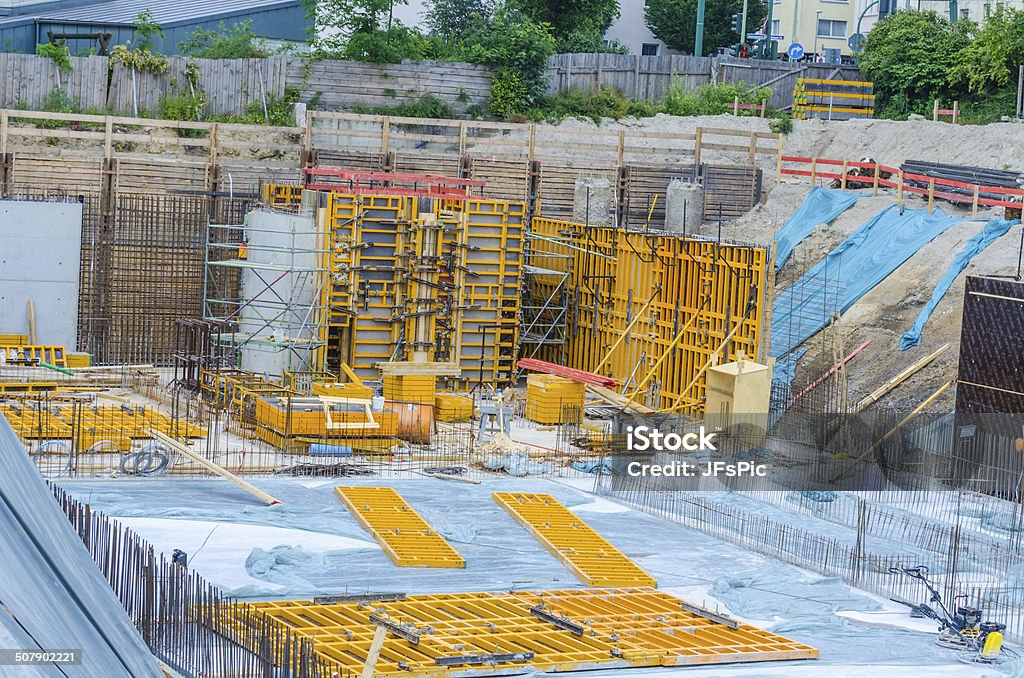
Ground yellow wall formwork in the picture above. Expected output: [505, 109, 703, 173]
[293, 189, 525, 388]
[529, 218, 769, 414]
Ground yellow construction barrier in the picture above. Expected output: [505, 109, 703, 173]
[525, 374, 585, 424]
[336, 486, 465, 568]
[235, 587, 817, 676]
[494, 491, 656, 587]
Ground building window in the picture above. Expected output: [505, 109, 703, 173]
[641, 43, 660, 56]
[771, 19, 781, 35]
[960, 7, 969, 18]
[817, 19, 847, 38]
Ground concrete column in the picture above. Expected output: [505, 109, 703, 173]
[574, 178, 612, 226]
[665, 179, 704, 233]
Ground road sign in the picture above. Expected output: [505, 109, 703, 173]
[747, 33, 785, 41]
[848, 33, 865, 51]
[787, 42, 804, 60]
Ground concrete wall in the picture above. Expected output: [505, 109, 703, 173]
[0, 200, 82, 351]
[238, 208, 320, 377]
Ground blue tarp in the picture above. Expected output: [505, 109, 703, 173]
[899, 218, 1019, 351]
[772, 205, 962, 363]
[774, 187, 860, 271]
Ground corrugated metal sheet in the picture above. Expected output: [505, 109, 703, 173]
[0, 412, 163, 677]
[37, 0, 299, 27]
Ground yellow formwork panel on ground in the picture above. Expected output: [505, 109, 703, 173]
[510, 588, 819, 667]
[0, 404, 205, 451]
[530, 218, 768, 414]
[336, 486, 465, 568]
[236, 587, 816, 677]
[493, 492, 656, 587]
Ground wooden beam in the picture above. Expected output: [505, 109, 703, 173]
[148, 430, 281, 506]
[852, 343, 949, 412]
[833, 379, 953, 482]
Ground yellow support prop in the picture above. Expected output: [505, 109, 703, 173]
[493, 491, 656, 587]
[335, 486, 465, 568]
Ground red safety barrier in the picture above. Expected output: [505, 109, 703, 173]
[778, 155, 1023, 210]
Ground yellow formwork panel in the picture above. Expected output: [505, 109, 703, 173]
[336, 486, 465, 568]
[510, 588, 820, 667]
[434, 393, 472, 422]
[234, 587, 816, 677]
[493, 492, 656, 588]
[530, 218, 768, 414]
[0, 404, 205, 451]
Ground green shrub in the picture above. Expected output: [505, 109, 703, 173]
[526, 87, 657, 123]
[36, 43, 72, 73]
[768, 115, 793, 134]
[179, 19, 271, 58]
[662, 80, 770, 117]
[353, 93, 454, 119]
[36, 89, 80, 129]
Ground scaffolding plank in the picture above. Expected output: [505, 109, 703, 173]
[335, 486, 465, 568]
[493, 491, 656, 587]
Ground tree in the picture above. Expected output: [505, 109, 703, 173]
[948, 7, 1024, 94]
[425, 0, 494, 39]
[304, 0, 410, 57]
[511, 0, 619, 46]
[644, 0, 765, 56]
[859, 10, 972, 117]
[179, 20, 271, 58]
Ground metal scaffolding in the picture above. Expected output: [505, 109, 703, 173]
[202, 211, 329, 374]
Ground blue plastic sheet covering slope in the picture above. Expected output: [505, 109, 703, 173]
[771, 205, 961, 363]
[899, 218, 1019, 351]
[774, 187, 860, 271]
[0, 414, 162, 678]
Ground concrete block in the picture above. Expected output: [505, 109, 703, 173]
[574, 178, 612, 226]
[665, 179, 704, 233]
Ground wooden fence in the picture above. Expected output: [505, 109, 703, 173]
[0, 54, 493, 117]
[545, 53, 862, 109]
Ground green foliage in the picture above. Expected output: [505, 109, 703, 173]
[511, 0, 619, 45]
[131, 11, 165, 52]
[158, 60, 207, 123]
[36, 89, 80, 129]
[35, 43, 72, 73]
[463, 5, 556, 115]
[662, 80, 769, 116]
[179, 20, 271, 58]
[110, 43, 169, 73]
[957, 88, 1018, 124]
[557, 32, 628, 54]
[859, 11, 972, 117]
[305, 0, 410, 57]
[645, 0, 765, 55]
[488, 69, 529, 118]
[226, 87, 302, 125]
[768, 115, 793, 134]
[426, 0, 494, 39]
[948, 8, 1024, 94]
[342, 24, 430, 62]
[526, 87, 657, 123]
[353, 93, 454, 117]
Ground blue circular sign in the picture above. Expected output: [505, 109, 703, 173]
[787, 42, 805, 60]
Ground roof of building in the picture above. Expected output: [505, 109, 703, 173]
[36, 0, 299, 27]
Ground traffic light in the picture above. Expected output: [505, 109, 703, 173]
[731, 13, 743, 35]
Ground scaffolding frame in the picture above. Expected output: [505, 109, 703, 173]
[520, 230, 573, 363]
[203, 212, 330, 374]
